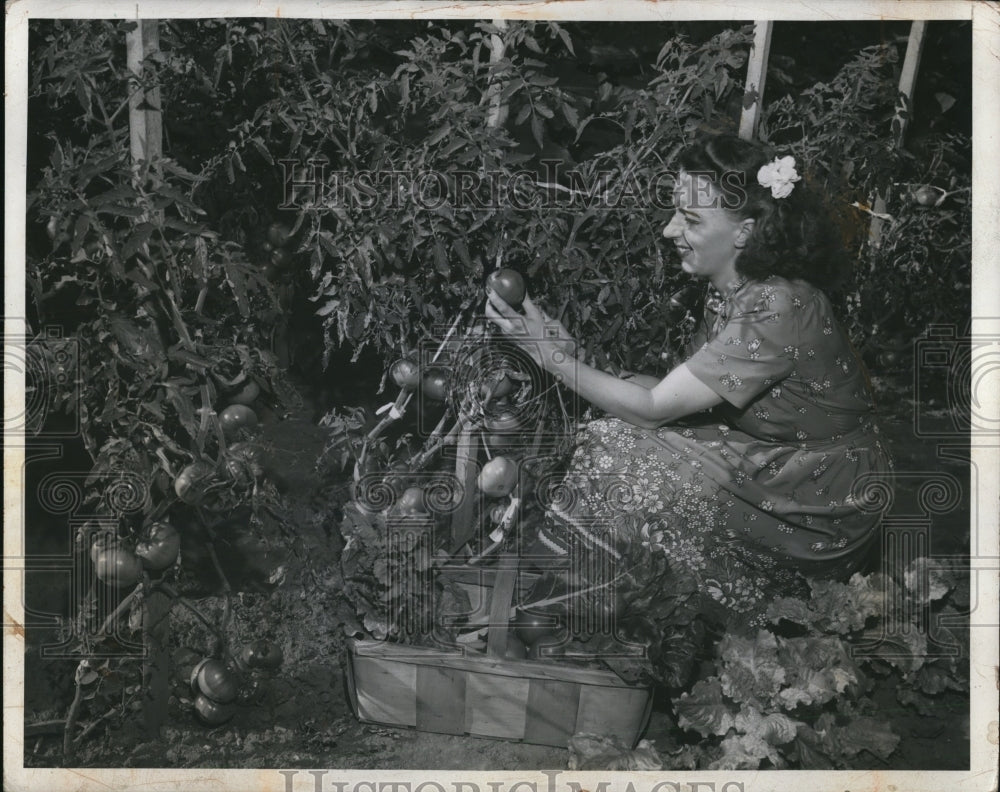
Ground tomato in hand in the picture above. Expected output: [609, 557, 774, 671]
[390, 359, 420, 390]
[477, 456, 518, 498]
[486, 268, 526, 309]
[135, 521, 181, 571]
[94, 546, 143, 588]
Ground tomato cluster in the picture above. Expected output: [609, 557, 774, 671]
[342, 271, 578, 650]
[261, 221, 296, 281]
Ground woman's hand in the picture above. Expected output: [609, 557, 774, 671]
[484, 289, 576, 369]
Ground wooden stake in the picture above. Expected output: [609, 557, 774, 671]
[485, 20, 509, 130]
[738, 22, 773, 142]
[869, 21, 926, 248]
[126, 20, 162, 165]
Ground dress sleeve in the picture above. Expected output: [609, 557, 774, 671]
[684, 286, 799, 409]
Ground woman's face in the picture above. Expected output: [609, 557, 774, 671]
[662, 170, 752, 287]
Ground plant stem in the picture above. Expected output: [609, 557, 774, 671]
[74, 707, 118, 745]
[94, 583, 143, 641]
[155, 582, 227, 643]
[62, 669, 85, 763]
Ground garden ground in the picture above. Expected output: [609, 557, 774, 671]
[22, 370, 971, 771]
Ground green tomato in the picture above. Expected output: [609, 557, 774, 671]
[94, 547, 143, 588]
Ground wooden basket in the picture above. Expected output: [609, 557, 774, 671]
[344, 560, 653, 748]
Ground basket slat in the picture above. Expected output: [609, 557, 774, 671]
[524, 677, 580, 746]
[575, 685, 650, 742]
[347, 639, 652, 747]
[416, 664, 466, 735]
[354, 656, 417, 727]
[466, 672, 530, 739]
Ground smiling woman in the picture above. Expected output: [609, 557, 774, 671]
[486, 134, 893, 653]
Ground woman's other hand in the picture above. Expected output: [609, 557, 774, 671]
[484, 289, 576, 369]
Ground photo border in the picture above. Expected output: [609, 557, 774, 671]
[5, 2, 998, 791]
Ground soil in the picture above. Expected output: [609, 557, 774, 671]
[20, 370, 972, 772]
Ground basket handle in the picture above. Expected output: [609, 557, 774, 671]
[485, 555, 519, 658]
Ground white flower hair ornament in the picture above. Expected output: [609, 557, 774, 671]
[757, 156, 801, 199]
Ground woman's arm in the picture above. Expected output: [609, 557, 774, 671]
[618, 372, 662, 389]
[545, 355, 722, 429]
[485, 291, 723, 429]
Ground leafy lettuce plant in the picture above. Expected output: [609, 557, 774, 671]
[670, 561, 968, 770]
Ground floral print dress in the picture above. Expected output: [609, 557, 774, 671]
[538, 276, 893, 628]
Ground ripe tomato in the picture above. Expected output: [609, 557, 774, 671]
[513, 608, 560, 647]
[219, 404, 259, 438]
[486, 268, 526, 309]
[421, 368, 450, 402]
[135, 521, 181, 571]
[196, 658, 239, 704]
[914, 185, 939, 207]
[227, 379, 260, 406]
[477, 456, 518, 498]
[504, 634, 528, 659]
[395, 486, 427, 515]
[94, 547, 143, 588]
[194, 693, 236, 726]
[266, 222, 292, 249]
[390, 359, 420, 390]
[174, 462, 218, 505]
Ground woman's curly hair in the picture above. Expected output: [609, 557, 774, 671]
[677, 135, 848, 294]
